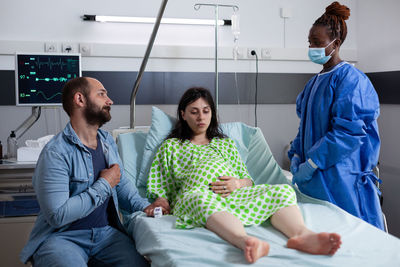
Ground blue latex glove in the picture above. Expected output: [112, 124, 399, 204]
[292, 160, 317, 185]
[290, 155, 301, 174]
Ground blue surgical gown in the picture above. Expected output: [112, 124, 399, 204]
[288, 61, 384, 230]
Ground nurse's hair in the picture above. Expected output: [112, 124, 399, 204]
[167, 87, 226, 142]
[313, 1, 350, 45]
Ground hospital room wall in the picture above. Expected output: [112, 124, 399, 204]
[0, 0, 357, 165]
[357, 0, 400, 238]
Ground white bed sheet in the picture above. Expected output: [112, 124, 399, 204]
[125, 197, 400, 267]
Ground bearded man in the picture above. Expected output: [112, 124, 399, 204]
[20, 77, 167, 267]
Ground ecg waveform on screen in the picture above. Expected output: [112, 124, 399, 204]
[36, 91, 62, 101]
[19, 75, 72, 82]
[35, 77, 69, 82]
[31, 57, 78, 71]
[20, 91, 62, 101]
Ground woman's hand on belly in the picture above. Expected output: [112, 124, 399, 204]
[209, 176, 245, 197]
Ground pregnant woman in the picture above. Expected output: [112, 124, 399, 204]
[147, 87, 341, 263]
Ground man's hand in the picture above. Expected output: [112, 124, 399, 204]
[100, 164, 121, 188]
[144, 197, 171, 217]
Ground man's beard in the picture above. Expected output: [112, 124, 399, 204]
[83, 98, 111, 128]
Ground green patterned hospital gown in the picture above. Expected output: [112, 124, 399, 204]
[147, 137, 296, 229]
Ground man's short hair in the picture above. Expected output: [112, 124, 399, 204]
[62, 77, 90, 116]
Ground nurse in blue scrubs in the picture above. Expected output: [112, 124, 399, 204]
[288, 1, 384, 230]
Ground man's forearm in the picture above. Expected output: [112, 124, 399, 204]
[37, 175, 112, 228]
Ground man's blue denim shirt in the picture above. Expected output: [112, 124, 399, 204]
[20, 122, 150, 263]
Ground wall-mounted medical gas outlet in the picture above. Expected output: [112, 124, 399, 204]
[232, 47, 245, 59]
[44, 42, 58, 52]
[261, 48, 272, 59]
[79, 43, 92, 56]
[280, 8, 293, 18]
[62, 43, 76, 53]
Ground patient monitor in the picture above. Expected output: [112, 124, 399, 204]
[12, 53, 81, 161]
[15, 53, 81, 106]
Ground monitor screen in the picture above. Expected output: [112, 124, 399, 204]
[15, 53, 81, 106]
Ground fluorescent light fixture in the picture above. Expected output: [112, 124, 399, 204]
[82, 15, 231, 26]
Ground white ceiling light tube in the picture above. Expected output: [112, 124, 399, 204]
[82, 15, 230, 26]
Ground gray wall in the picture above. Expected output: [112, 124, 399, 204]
[357, 0, 400, 237]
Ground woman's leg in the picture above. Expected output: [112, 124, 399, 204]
[206, 211, 270, 263]
[270, 205, 341, 255]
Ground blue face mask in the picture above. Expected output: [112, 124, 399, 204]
[308, 39, 336, 65]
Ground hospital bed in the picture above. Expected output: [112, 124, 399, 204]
[117, 107, 400, 267]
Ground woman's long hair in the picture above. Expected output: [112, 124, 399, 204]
[167, 87, 226, 141]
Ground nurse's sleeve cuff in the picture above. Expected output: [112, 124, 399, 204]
[307, 158, 318, 169]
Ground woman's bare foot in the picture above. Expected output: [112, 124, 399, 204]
[287, 232, 341, 255]
[244, 236, 270, 263]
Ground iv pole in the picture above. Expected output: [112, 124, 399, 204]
[194, 3, 238, 111]
[130, 0, 168, 128]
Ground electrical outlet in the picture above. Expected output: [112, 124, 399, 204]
[79, 43, 92, 56]
[261, 48, 272, 59]
[62, 43, 75, 53]
[44, 43, 58, 52]
[247, 48, 259, 58]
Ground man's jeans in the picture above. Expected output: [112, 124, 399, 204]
[32, 226, 149, 267]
